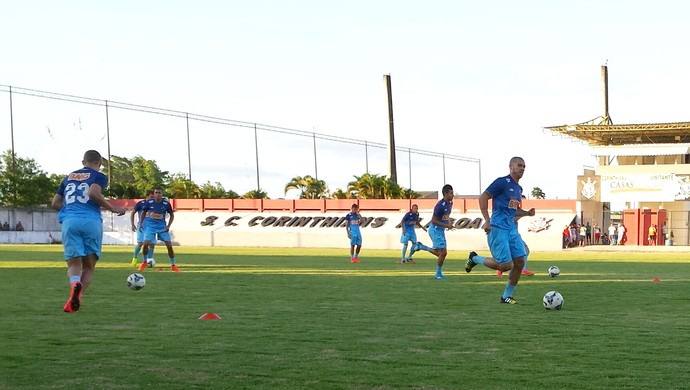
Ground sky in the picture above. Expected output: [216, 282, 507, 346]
[2, 0, 690, 201]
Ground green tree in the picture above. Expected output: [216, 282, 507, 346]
[200, 181, 240, 199]
[132, 156, 169, 196]
[243, 189, 269, 199]
[167, 173, 202, 199]
[531, 187, 546, 199]
[102, 155, 169, 198]
[330, 188, 351, 199]
[0, 150, 54, 207]
[284, 175, 329, 199]
[346, 173, 416, 199]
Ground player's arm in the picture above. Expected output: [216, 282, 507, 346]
[516, 207, 536, 217]
[417, 220, 427, 232]
[165, 209, 174, 231]
[345, 217, 351, 238]
[51, 194, 64, 211]
[130, 205, 138, 231]
[138, 209, 148, 231]
[430, 214, 453, 230]
[478, 191, 493, 232]
[88, 183, 125, 215]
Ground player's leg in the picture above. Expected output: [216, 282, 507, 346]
[132, 226, 144, 266]
[61, 219, 86, 313]
[400, 233, 408, 263]
[138, 233, 153, 272]
[466, 229, 512, 273]
[407, 232, 418, 263]
[429, 228, 447, 279]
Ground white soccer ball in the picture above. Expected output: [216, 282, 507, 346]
[147, 258, 156, 268]
[543, 290, 564, 310]
[548, 265, 560, 277]
[127, 273, 146, 290]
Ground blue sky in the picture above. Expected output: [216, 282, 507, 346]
[2, 1, 690, 200]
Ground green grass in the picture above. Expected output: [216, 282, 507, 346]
[1, 245, 689, 389]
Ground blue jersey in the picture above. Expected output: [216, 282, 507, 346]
[133, 199, 147, 220]
[345, 212, 362, 235]
[485, 174, 523, 230]
[55, 167, 108, 223]
[402, 211, 420, 233]
[142, 199, 174, 231]
[431, 199, 452, 228]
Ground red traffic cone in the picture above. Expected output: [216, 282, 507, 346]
[199, 312, 221, 320]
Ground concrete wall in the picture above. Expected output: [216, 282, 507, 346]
[0, 208, 574, 251]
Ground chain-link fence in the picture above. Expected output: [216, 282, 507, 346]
[0, 85, 481, 199]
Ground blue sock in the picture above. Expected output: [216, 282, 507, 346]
[503, 284, 516, 299]
[401, 243, 408, 260]
[133, 245, 141, 258]
[473, 255, 486, 265]
[436, 265, 443, 275]
[419, 243, 431, 252]
[409, 247, 416, 260]
[149, 247, 155, 258]
[70, 275, 81, 284]
[170, 257, 176, 266]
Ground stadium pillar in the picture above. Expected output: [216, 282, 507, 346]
[384, 74, 398, 185]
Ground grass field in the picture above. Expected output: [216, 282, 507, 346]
[1, 245, 689, 390]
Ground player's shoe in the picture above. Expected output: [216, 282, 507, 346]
[499, 296, 518, 305]
[434, 274, 446, 280]
[350, 258, 358, 263]
[138, 261, 148, 272]
[497, 270, 503, 278]
[171, 265, 180, 273]
[63, 281, 83, 313]
[521, 269, 535, 276]
[414, 242, 423, 251]
[407, 259, 415, 264]
[397, 259, 404, 264]
[465, 251, 478, 273]
[131, 257, 137, 267]
[354, 257, 360, 263]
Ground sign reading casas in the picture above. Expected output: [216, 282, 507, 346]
[199, 215, 486, 230]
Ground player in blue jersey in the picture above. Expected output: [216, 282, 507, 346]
[398, 204, 427, 264]
[130, 189, 154, 267]
[137, 187, 179, 272]
[345, 203, 363, 263]
[465, 157, 536, 304]
[497, 198, 535, 278]
[51, 150, 126, 313]
[413, 184, 455, 279]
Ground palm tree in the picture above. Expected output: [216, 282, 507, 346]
[243, 189, 269, 199]
[531, 187, 546, 199]
[284, 175, 329, 199]
[347, 173, 418, 199]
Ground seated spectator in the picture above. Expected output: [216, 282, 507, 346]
[15, 221, 24, 231]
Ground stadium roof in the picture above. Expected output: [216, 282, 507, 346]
[590, 143, 690, 157]
[544, 121, 690, 146]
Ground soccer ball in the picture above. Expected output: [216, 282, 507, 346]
[147, 258, 156, 268]
[543, 291, 564, 310]
[127, 273, 146, 290]
[548, 265, 560, 277]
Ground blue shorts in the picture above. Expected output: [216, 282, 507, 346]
[350, 233, 362, 246]
[428, 225, 446, 249]
[400, 231, 418, 244]
[61, 218, 103, 261]
[143, 227, 171, 243]
[487, 227, 527, 264]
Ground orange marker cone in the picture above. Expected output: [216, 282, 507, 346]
[199, 312, 221, 320]
[652, 277, 661, 283]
